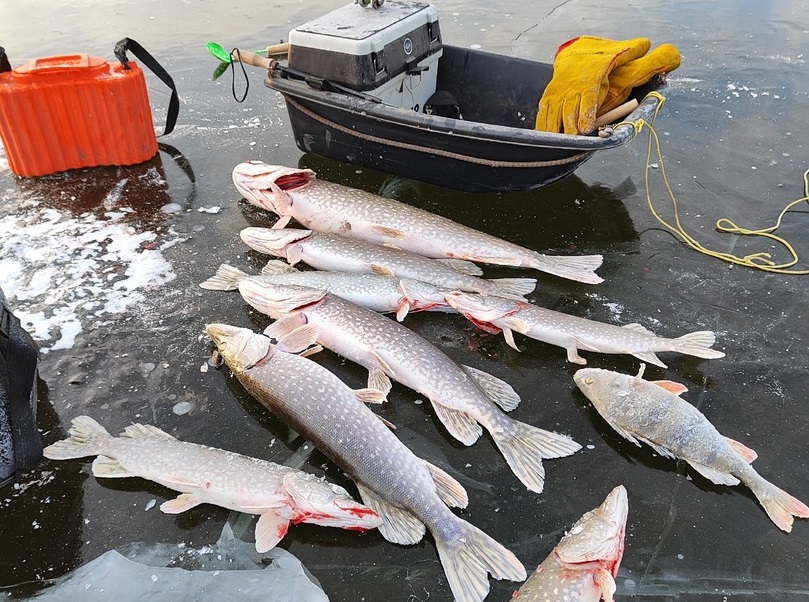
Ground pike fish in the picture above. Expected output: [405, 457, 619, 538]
[200, 260, 454, 320]
[43, 415, 381, 552]
[232, 161, 604, 284]
[574, 365, 809, 532]
[207, 323, 526, 602]
[444, 291, 725, 368]
[239, 227, 537, 301]
[238, 279, 581, 494]
[512, 485, 628, 602]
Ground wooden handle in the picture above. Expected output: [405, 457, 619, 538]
[265, 42, 290, 56]
[230, 48, 274, 70]
[595, 99, 639, 127]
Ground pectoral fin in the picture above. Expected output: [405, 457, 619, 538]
[430, 400, 482, 446]
[502, 327, 521, 351]
[160, 492, 204, 514]
[255, 510, 291, 552]
[271, 215, 293, 230]
[276, 324, 321, 354]
[370, 264, 396, 277]
[597, 567, 617, 602]
[263, 315, 306, 340]
[355, 483, 425, 545]
[395, 300, 411, 321]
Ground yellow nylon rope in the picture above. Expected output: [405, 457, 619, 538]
[618, 91, 809, 274]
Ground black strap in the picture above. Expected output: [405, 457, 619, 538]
[0, 46, 11, 74]
[114, 38, 179, 136]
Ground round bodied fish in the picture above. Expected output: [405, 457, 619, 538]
[512, 485, 628, 602]
[199, 260, 454, 320]
[232, 161, 604, 284]
[237, 279, 581, 494]
[207, 323, 527, 602]
[443, 291, 725, 368]
[43, 415, 381, 552]
[239, 227, 537, 301]
[574, 365, 809, 533]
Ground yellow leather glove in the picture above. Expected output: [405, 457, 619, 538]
[536, 36, 651, 135]
[599, 43, 681, 114]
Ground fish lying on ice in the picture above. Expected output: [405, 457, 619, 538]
[239, 227, 537, 301]
[574, 365, 809, 532]
[232, 161, 603, 284]
[443, 291, 725, 368]
[199, 260, 454, 319]
[207, 323, 526, 602]
[512, 485, 628, 602]
[43, 415, 381, 552]
[238, 279, 581, 494]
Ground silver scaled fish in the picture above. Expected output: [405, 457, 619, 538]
[238, 279, 581, 494]
[199, 260, 454, 320]
[207, 323, 527, 602]
[43, 415, 382, 552]
[512, 485, 628, 602]
[232, 161, 604, 284]
[444, 291, 725, 368]
[574, 365, 809, 532]
[239, 226, 537, 301]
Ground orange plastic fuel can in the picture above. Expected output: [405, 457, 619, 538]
[0, 54, 158, 177]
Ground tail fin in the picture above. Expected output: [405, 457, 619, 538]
[673, 331, 725, 360]
[199, 264, 250, 291]
[487, 277, 537, 300]
[529, 254, 604, 285]
[750, 478, 809, 533]
[42, 416, 110, 460]
[492, 420, 581, 493]
[435, 515, 526, 602]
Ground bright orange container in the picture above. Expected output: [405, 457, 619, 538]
[0, 54, 158, 177]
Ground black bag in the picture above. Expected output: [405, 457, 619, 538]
[0, 286, 42, 487]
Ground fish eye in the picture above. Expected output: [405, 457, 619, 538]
[584, 377, 594, 385]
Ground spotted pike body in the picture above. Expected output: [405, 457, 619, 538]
[43, 415, 381, 552]
[206, 323, 526, 602]
[232, 162, 604, 284]
[238, 280, 581, 494]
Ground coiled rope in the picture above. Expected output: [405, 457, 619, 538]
[618, 91, 809, 275]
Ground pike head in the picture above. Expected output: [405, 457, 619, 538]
[240, 227, 313, 261]
[238, 279, 328, 320]
[283, 473, 381, 530]
[232, 161, 315, 215]
[206, 323, 273, 373]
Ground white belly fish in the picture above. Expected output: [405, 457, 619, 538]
[574, 365, 809, 532]
[443, 291, 724, 368]
[512, 485, 628, 602]
[207, 323, 526, 602]
[43, 416, 382, 552]
[232, 161, 604, 284]
[239, 227, 537, 301]
[199, 260, 454, 320]
[237, 279, 581, 494]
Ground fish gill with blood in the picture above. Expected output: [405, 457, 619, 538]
[443, 291, 725, 368]
[511, 485, 628, 602]
[42, 415, 381, 553]
[232, 161, 604, 284]
[206, 322, 527, 602]
[237, 279, 582, 495]
[574, 364, 809, 533]
[238, 226, 537, 301]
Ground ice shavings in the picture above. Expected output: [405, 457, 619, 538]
[0, 201, 185, 353]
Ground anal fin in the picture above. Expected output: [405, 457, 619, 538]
[687, 460, 741, 486]
[355, 482, 425, 545]
[92, 455, 136, 478]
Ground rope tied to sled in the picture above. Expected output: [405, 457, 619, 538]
[618, 91, 809, 275]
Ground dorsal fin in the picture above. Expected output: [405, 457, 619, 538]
[121, 423, 176, 441]
[651, 380, 688, 395]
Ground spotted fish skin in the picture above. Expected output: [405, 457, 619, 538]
[206, 323, 526, 602]
[574, 365, 809, 533]
[239, 227, 536, 301]
[42, 415, 381, 553]
[237, 280, 582, 495]
[512, 485, 628, 602]
[232, 161, 604, 284]
[444, 291, 725, 368]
